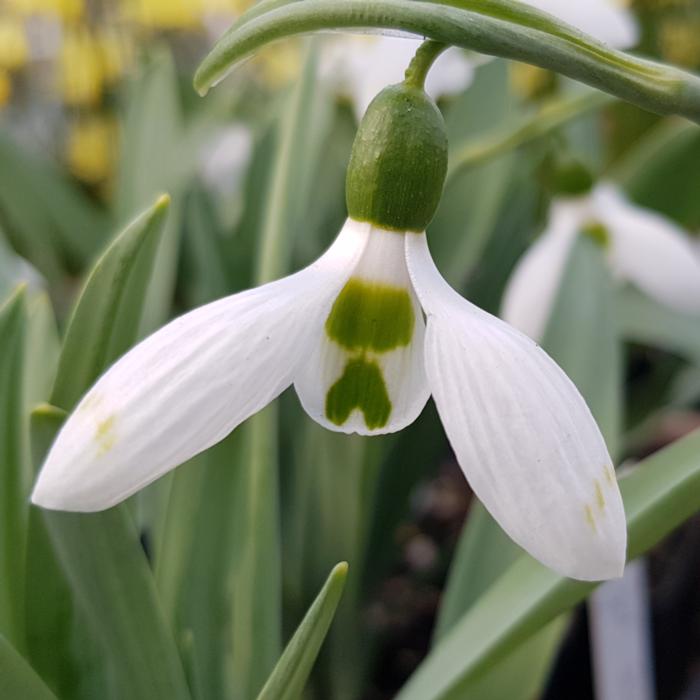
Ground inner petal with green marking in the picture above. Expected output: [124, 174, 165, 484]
[325, 278, 415, 353]
[294, 225, 431, 436]
[325, 357, 392, 430]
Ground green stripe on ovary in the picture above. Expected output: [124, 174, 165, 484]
[325, 358, 391, 430]
[325, 278, 415, 352]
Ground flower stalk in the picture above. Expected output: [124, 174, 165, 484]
[193, 0, 700, 125]
[403, 40, 448, 90]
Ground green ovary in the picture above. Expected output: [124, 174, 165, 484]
[581, 221, 611, 249]
[325, 358, 392, 430]
[325, 278, 414, 352]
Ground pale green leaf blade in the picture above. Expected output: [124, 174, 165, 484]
[116, 49, 185, 338]
[541, 234, 622, 455]
[0, 635, 58, 700]
[286, 423, 388, 700]
[0, 287, 28, 647]
[447, 88, 614, 178]
[24, 294, 60, 411]
[230, 42, 324, 699]
[434, 503, 520, 642]
[0, 132, 108, 281]
[160, 434, 244, 700]
[612, 119, 700, 228]
[617, 285, 700, 364]
[50, 194, 170, 410]
[396, 428, 700, 700]
[257, 563, 349, 700]
[24, 405, 85, 700]
[25, 192, 189, 700]
[429, 60, 517, 290]
[30, 408, 191, 700]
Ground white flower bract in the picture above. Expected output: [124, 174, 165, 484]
[502, 183, 700, 340]
[32, 218, 627, 582]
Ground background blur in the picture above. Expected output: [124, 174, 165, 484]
[1, 1, 700, 699]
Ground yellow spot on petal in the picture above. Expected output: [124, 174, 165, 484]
[584, 505, 597, 533]
[594, 480, 606, 511]
[95, 415, 116, 455]
[604, 464, 615, 487]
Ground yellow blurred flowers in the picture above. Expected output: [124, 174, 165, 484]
[8, 0, 83, 22]
[0, 16, 29, 71]
[65, 114, 117, 184]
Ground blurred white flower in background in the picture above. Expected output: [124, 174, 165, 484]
[322, 0, 638, 118]
[0, 233, 44, 298]
[524, 0, 639, 49]
[501, 184, 700, 341]
[322, 36, 474, 119]
[198, 124, 253, 196]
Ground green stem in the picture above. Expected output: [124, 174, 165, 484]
[404, 40, 448, 89]
[194, 0, 700, 125]
[447, 89, 614, 179]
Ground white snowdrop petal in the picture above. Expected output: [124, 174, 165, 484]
[31, 220, 370, 512]
[500, 200, 583, 340]
[523, 0, 639, 49]
[407, 234, 627, 581]
[594, 185, 700, 315]
[295, 227, 430, 435]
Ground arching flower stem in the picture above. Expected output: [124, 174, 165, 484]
[403, 40, 448, 90]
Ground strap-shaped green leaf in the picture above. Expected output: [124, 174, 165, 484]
[230, 42, 325, 699]
[194, 0, 700, 125]
[257, 563, 348, 700]
[26, 196, 191, 700]
[542, 234, 622, 457]
[50, 194, 170, 410]
[396, 427, 700, 700]
[447, 89, 614, 179]
[617, 286, 700, 364]
[0, 635, 58, 700]
[0, 288, 27, 648]
[0, 133, 109, 283]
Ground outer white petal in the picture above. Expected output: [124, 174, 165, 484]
[295, 227, 430, 435]
[500, 198, 587, 340]
[407, 234, 626, 581]
[31, 220, 370, 512]
[522, 0, 639, 49]
[594, 184, 700, 315]
[321, 36, 473, 119]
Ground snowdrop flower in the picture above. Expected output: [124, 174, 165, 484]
[32, 79, 626, 582]
[502, 183, 700, 341]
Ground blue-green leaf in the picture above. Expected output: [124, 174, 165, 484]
[50, 194, 170, 410]
[396, 428, 700, 700]
[0, 131, 108, 281]
[0, 635, 58, 700]
[0, 287, 28, 648]
[257, 563, 348, 700]
[541, 234, 622, 456]
[25, 194, 190, 700]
